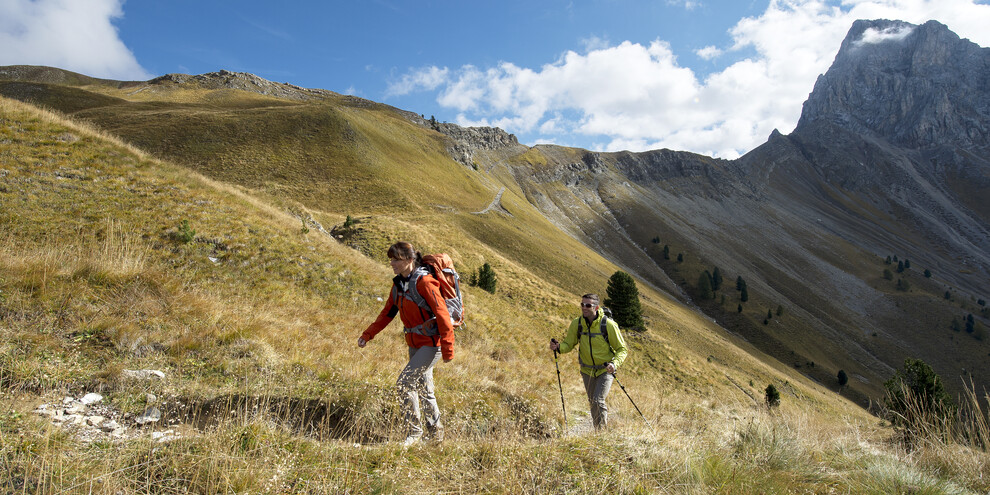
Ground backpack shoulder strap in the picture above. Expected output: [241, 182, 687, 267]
[403, 267, 432, 313]
[600, 316, 610, 346]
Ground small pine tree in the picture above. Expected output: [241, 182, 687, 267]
[740, 285, 749, 302]
[736, 276, 745, 291]
[765, 384, 780, 409]
[883, 358, 955, 426]
[343, 215, 355, 229]
[767, 309, 773, 320]
[176, 220, 196, 244]
[663, 245, 670, 260]
[897, 261, 905, 273]
[477, 263, 497, 294]
[944, 291, 952, 300]
[677, 253, 684, 263]
[883, 268, 893, 280]
[885, 255, 892, 265]
[896, 278, 910, 291]
[469, 269, 478, 287]
[924, 269, 932, 278]
[711, 267, 723, 291]
[904, 259, 911, 269]
[737, 303, 743, 313]
[837, 370, 849, 387]
[776, 305, 783, 317]
[604, 271, 645, 329]
[966, 314, 975, 333]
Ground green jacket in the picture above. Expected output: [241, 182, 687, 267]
[558, 308, 628, 377]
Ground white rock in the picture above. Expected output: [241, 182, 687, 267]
[80, 393, 103, 405]
[100, 420, 121, 432]
[63, 396, 75, 404]
[66, 403, 88, 415]
[135, 407, 162, 425]
[85, 416, 105, 427]
[146, 393, 157, 404]
[122, 369, 165, 380]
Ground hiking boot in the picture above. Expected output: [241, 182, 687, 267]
[424, 422, 444, 444]
[402, 433, 422, 448]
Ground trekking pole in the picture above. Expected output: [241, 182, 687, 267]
[550, 339, 567, 431]
[611, 372, 656, 434]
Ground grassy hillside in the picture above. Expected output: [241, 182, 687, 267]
[2, 91, 989, 493]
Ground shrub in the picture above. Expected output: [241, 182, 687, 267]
[174, 220, 196, 244]
[765, 384, 780, 409]
[477, 263, 497, 294]
[883, 358, 956, 428]
[837, 370, 848, 387]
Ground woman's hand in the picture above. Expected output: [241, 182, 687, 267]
[357, 337, 367, 348]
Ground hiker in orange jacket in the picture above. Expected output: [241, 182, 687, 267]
[358, 241, 454, 446]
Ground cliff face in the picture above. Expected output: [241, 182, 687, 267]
[798, 19, 990, 152]
[764, 19, 990, 285]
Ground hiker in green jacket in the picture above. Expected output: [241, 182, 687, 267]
[550, 293, 628, 429]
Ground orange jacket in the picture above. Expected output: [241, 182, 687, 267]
[361, 271, 455, 360]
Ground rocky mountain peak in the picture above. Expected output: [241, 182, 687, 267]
[150, 70, 339, 101]
[796, 19, 990, 150]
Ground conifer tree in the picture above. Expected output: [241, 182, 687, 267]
[477, 263, 497, 294]
[736, 276, 745, 291]
[765, 384, 780, 409]
[663, 245, 670, 260]
[741, 285, 749, 302]
[711, 267, 723, 291]
[604, 271, 644, 329]
[737, 304, 743, 313]
[837, 370, 848, 387]
[883, 358, 955, 425]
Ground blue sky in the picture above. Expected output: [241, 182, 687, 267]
[3, 0, 990, 158]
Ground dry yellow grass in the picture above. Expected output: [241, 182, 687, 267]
[2, 94, 989, 493]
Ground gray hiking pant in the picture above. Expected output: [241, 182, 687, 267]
[396, 345, 441, 438]
[582, 372, 614, 429]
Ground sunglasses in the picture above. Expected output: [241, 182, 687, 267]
[580, 303, 596, 308]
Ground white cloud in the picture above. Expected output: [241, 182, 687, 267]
[0, 0, 151, 80]
[853, 25, 915, 46]
[695, 45, 723, 60]
[400, 0, 990, 158]
[384, 65, 449, 98]
[666, 0, 702, 10]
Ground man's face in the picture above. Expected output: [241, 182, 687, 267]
[581, 298, 598, 319]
